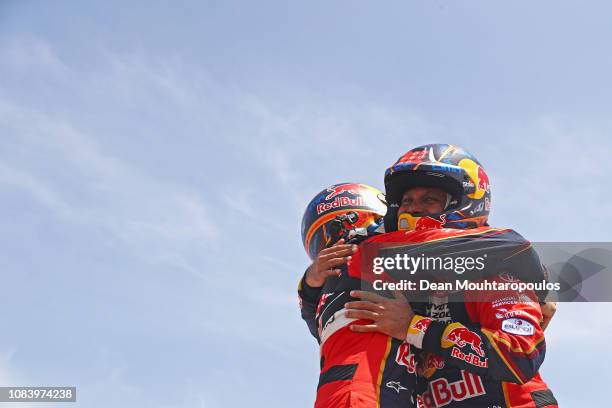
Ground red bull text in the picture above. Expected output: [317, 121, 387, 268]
[317, 196, 366, 214]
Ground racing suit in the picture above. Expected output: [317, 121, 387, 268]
[299, 266, 416, 407]
[298, 227, 558, 408]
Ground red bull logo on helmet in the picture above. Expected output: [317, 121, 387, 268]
[316, 196, 367, 215]
[477, 166, 490, 193]
[458, 158, 490, 200]
[442, 324, 485, 357]
[325, 184, 361, 200]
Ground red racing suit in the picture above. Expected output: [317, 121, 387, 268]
[299, 227, 558, 408]
[299, 274, 416, 407]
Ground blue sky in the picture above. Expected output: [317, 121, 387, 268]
[0, 1, 611, 407]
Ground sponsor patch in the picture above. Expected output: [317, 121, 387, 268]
[494, 308, 529, 320]
[501, 318, 535, 336]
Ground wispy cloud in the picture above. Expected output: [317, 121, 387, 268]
[0, 38, 221, 275]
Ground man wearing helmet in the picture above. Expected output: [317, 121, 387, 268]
[298, 183, 417, 408]
[341, 144, 558, 407]
[298, 144, 557, 407]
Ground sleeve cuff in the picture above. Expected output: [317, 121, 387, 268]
[405, 315, 432, 349]
[298, 268, 323, 301]
[405, 314, 446, 353]
[421, 321, 446, 354]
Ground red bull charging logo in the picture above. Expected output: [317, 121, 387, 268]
[412, 317, 433, 333]
[444, 326, 485, 357]
[477, 166, 490, 193]
[398, 214, 447, 231]
[414, 214, 447, 230]
[325, 184, 360, 200]
[458, 158, 490, 200]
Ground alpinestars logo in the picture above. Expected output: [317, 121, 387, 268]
[386, 381, 408, 393]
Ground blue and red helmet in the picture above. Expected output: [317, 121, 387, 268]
[301, 183, 387, 260]
[383, 144, 491, 232]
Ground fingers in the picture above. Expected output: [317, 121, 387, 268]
[350, 290, 387, 303]
[344, 301, 384, 312]
[318, 245, 357, 261]
[314, 244, 356, 274]
[345, 309, 380, 320]
[322, 269, 342, 279]
[320, 242, 354, 254]
[325, 256, 352, 268]
[350, 323, 379, 333]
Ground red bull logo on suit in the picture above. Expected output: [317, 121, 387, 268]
[442, 324, 485, 357]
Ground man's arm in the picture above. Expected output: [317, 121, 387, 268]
[298, 240, 357, 342]
[298, 268, 324, 341]
[410, 278, 546, 384]
[346, 279, 552, 384]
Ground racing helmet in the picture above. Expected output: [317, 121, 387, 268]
[384, 144, 491, 232]
[301, 182, 387, 260]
